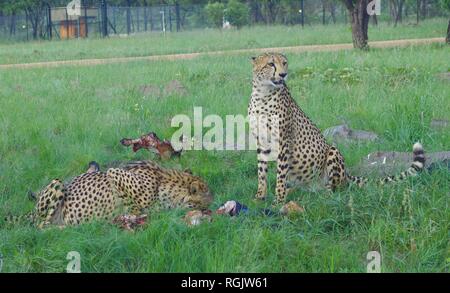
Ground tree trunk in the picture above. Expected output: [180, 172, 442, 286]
[9, 13, 16, 36]
[248, 0, 260, 23]
[330, 2, 337, 24]
[265, 0, 279, 24]
[343, 0, 370, 50]
[26, 9, 41, 39]
[394, 0, 404, 27]
[399, 0, 404, 23]
[446, 19, 450, 44]
[420, 0, 427, 19]
[322, 1, 326, 25]
[389, 0, 395, 25]
[416, 0, 420, 24]
[143, 0, 148, 31]
[175, 2, 180, 31]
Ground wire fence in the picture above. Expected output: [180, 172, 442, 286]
[0, 1, 448, 42]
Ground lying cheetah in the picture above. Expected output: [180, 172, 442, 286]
[7, 161, 212, 228]
[248, 52, 425, 204]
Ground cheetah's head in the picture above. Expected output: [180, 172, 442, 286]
[251, 52, 288, 89]
[180, 176, 213, 210]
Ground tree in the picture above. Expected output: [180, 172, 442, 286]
[204, 2, 225, 28]
[247, 0, 263, 23]
[389, 0, 405, 27]
[329, 0, 338, 24]
[420, 0, 428, 19]
[260, 0, 281, 24]
[342, 0, 370, 50]
[16, 0, 47, 39]
[225, 0, 249, 28]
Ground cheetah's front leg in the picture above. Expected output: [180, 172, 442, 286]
[250, 114, 270, 201]
[275, 140, 290, 204]
[255, 149, 269, 200]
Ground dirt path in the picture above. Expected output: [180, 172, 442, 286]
[0, 37, 444, 70]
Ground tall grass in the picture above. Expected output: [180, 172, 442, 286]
[0, 39, 448, 272]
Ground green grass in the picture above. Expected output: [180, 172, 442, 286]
[0, 18, 447, 65]
[0, 26, 449, 272]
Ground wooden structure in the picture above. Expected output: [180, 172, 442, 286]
[51, 7, 98, 39]
[59, 18, 87, 39]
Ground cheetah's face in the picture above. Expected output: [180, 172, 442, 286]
[252, 53, 288, 89]
[181, 178, 213, 210]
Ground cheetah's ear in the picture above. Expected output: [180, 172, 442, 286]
[27, 190, 37, 201]
[189, 181, 200, 195]
[251, 56, 257, 63]
[183, 168, 193, 175]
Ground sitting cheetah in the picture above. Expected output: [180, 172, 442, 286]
[7, 161, 212, 228]
[248, 52, 425, 204]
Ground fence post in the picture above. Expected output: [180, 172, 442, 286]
[416, 0, 420, 24]
[10, 13, 16, 36]
[101, 0, 108, 37]
[144, 6, 148, 31]
[47, 4, 52, 40]
[25, 12, 29, 40]
[65, 8, 69, 39]
[168, 6, 172, 32]
[150, 7, 154, 31]
[300, 0, 304, 27]
[137, 6, 140, 32]
[175, 2, 180, 32]
[83, 0, 88, 37]
[113, 6, 116, 32]
[127, 0, 131, 35]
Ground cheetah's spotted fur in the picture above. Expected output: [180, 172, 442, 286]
[248, 52, 425, 204]
[10, 161, 212, 228]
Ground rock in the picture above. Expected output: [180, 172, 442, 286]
[426, 159, 450, 173]
[352, 150, 450, 176]
[430, 119, 449, 130]
[323, 124, 351, 139]
[436, 72, 450, 82]
[323, 124, 378, 143]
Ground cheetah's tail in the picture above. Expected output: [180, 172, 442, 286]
[347, 142, 426, 186]
[3, 212, 34, 226]
[380, 142, 425, 184]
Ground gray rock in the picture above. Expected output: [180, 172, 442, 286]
[323, 124, 378, 143]
[430, 119, 449, 130]
[351, 150, 450, 176]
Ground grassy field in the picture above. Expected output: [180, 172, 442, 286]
[0, 23, 449, 272]
[0, 18, 448, 65]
